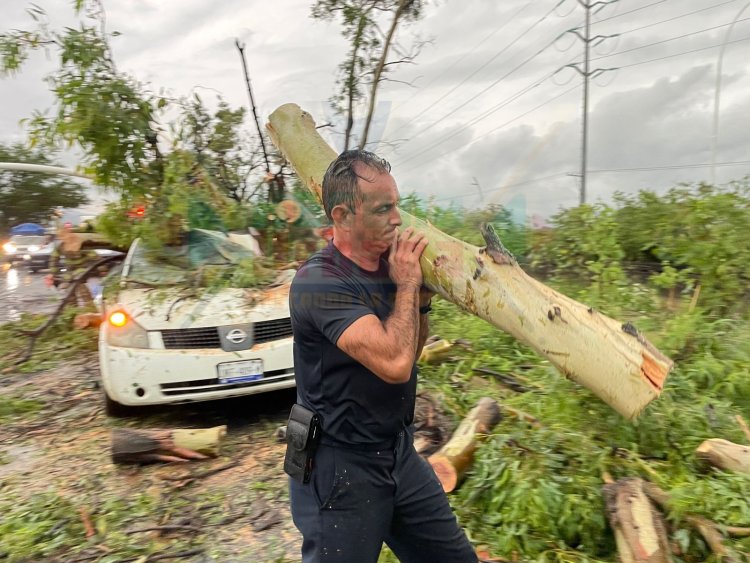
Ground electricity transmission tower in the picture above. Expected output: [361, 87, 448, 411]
[560, 0, 618, 205]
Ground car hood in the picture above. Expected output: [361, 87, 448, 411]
[111, 274, 293, 331]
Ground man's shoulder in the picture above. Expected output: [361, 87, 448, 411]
[294, 244, 347, 277]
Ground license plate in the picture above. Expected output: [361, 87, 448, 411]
[217, 359, 263, 384]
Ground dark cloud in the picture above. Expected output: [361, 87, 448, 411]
[3, 0, 750, 220]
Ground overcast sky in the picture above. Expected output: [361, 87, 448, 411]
[2, 0, 750, 220]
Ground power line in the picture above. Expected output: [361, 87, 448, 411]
[589, 160, 750, 173]
[592, 16, 750, 62]
[596, 0, 738, 29]
[390, 0, 536, 114]
[417, 159, 750, 205]
[592, 0, 669, 24]
[392, 70, 558, 168]
[401, 1, 744, 164]
[392, 47, 580, 168]
[393, 33, 579, 167]
[615, 34, 750, 69]
[396, 82, 581, 170]
[429, 172, 572, 202]
[390, 0, 571, 140]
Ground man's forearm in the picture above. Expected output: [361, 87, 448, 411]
[383, 283, 421, 363]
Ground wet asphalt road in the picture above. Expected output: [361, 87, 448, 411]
[0, 262, 61, 325]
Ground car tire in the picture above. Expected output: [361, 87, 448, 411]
[103, 391, 132, 417]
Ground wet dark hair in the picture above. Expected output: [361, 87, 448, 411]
[322, 149, 392, 221]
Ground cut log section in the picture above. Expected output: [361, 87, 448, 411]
[428, 397, 501, 492]
[418, 338, 454, 364]
[111, 426, 227, 464]
[73, 312, 102, 329]
[696, 438, 750, 474]
[266, 103, 674, 420]
[602, 477, 671, 563]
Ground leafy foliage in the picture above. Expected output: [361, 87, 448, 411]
[1, 1, 288, 260]
[530, 182, 750, 314]
[416, 288, 750, 561]
[0, 144, 88, 234]
[0, 308, 99, 373]
[411, 181, 750, 560]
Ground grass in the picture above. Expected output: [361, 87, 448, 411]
[0, 308, 99, 373]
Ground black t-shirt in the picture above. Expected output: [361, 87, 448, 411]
[289, 242, 417, 446]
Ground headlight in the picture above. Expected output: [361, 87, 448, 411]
[3, 242, 16, 254]
[105, 310, 150, 349]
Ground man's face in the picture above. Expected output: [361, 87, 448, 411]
[349, 165, 402, 256]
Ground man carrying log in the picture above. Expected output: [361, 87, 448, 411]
[286, 149, 477, 562]
[44, 225, 101, 306]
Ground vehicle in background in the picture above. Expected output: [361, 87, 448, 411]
[98, 230, 296, 416]
[6, 232, 122, 274]
[2, 235, 51, 267]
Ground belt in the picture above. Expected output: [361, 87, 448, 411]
[320, 429, 408, 452]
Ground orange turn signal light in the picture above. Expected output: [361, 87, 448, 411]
[109, 311, 128, 327]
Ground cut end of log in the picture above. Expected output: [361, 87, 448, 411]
[640, 351, 671, 393]
[73, 312, 102, 329]
[428, 454, 458, 493]
[696, 438, 750, 474]
[620, 323, 674, 395]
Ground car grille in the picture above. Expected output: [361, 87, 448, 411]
[160, 368, 294, 396]
[161, 318, 293, 350]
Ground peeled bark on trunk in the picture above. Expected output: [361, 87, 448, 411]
[428, 397, 501, 492]
[111, 426, 226, 464]
[602, 478, 671, 563]
[696, 438, 750, 474]
[266, 103, 674, 420]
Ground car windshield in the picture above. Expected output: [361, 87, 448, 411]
[123, 229, 265, 287]
[11, 236, 47, 246]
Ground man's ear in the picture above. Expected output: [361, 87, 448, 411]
[331, 204, 351, 229]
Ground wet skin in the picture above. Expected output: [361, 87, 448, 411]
[345, 164, 402, 270]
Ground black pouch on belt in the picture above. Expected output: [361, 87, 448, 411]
[283, 404, 322, 483]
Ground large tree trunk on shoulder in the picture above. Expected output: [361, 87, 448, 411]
[266, 103, 674, 420]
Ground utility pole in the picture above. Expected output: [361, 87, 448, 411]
[235, 39, 285, 202]
[235, 40, 271, 174]
[472, 177, 484, 205]
[560, 0, 618, 205]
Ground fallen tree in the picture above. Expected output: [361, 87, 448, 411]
[266, 103, 674, 419]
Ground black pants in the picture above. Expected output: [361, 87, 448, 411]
[289, 429, 477, 562]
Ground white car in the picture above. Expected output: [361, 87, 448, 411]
[99, 232, 296, 416]
[2, 235, 49, 266]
